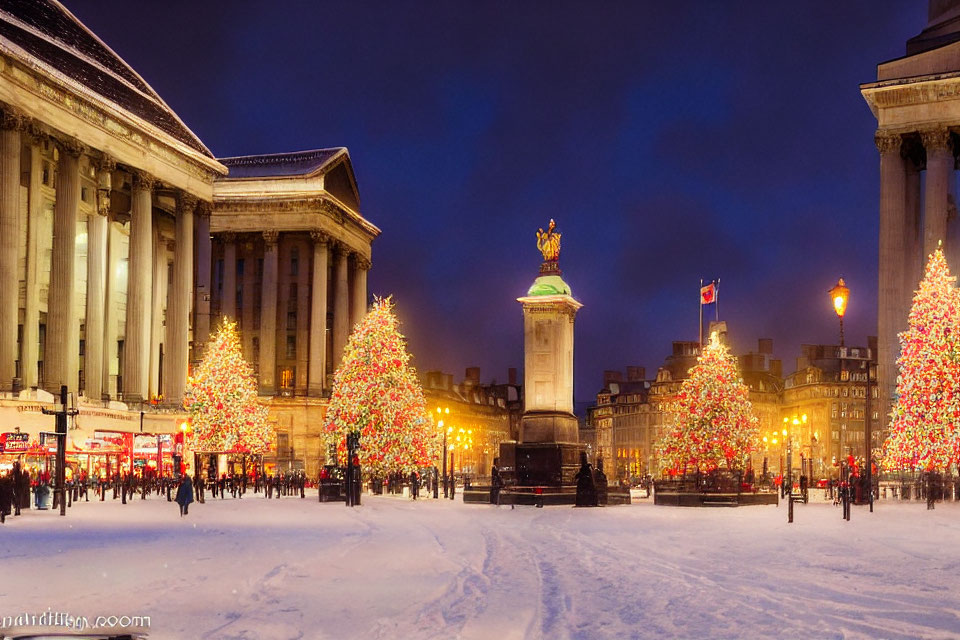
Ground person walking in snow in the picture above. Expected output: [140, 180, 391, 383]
[175, 474, 194, 517]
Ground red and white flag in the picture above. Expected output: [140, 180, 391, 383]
[700, 282, 716, 305]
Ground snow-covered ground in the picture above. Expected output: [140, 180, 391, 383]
[2, 492, 960, 640]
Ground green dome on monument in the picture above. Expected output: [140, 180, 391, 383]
[527, 274, 572, 297]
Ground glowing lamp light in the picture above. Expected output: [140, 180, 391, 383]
[829, 278, 849, 319]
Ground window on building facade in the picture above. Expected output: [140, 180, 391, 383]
[286, 335, 296, 359]
[291, 247, 299, 276]
[287, 311, 296, 331]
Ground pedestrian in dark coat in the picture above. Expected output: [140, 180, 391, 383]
[0, 474, 12, 523]
[175, 475, 194, 517]
[490, 460, 504, 506]
[575, 452, 598, 507]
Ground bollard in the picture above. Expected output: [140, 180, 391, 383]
[788, 494, 794, 523]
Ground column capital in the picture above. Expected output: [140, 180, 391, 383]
[0, 107, 26, 131]
[332, 240, 351, 256]
[131, 170, 156, 191]
[57, 137, 86, 158]
[92, 152, 117, 174]
[310, 229, 330, 245]
[165, 238, 176, 253]
[920, 126, 953, 153]
[354, 255, 372, 271]
[196, 200, 212, 219]
[874, 130, 903, 155]
[221, 231, 236, 244]
[262, 229, 279, 248]
[178, 192, 198, 215]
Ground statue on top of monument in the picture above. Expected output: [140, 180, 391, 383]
[536, 219, 561, 262]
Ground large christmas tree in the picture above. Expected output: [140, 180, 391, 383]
[323, 297, 439, 476]
[655, 332, 760, 474]
[882, 248, 960, 472]
[183, 319, 273, 454]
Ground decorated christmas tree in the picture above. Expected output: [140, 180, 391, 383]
[655, 331, 760, 474]
[882, 248, 960, 472]
[183, 319, 273, 454]
[323, 297, 439, 476]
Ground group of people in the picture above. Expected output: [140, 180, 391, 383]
[575, 454, 609, 507]
[0, 462, 31, 523]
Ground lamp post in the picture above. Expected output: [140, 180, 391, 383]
[829, 278, 849, 347]
[436, 407, 450, 497]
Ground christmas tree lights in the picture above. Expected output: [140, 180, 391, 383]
[323, 297, 440, 475]
[655, 332, 760, 474]
[183, 319, 273, 454]
[882, 248, 960, 472]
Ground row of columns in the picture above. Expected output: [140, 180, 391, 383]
[218, 229, 370, 396]
[875, 125, 955, 429]
[0, 107, 204, 406]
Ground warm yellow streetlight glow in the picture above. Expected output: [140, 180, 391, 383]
[763, 436, 768, 443]
[801, 414, 808, 423]
[829, 278, 849, 319]
[782, 428, 787, 437]
[792, 418, 800, 426]
[772, 438, 778, 445]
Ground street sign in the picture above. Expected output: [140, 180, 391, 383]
[0, 432, 28, 453]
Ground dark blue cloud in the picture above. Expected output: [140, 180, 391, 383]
[67, 0, 924, 400]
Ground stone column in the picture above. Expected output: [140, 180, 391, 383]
[351, 255, 370, 330]
[332, 243, 350, 371]
[875, 130, 906, 436]
[22, 130, 42, 390]
[921, 126, 953, 259]
[241, 239, 256, 362]
[46, 139, 84, 394]
[194, 203, 212, 354]
[296, 240, 310, 393]
[0, 110, 23, 391]
[221, 232, 237, 319]
[123, 170, 154, 403]
[84, 155, 113, 401]
[308, 230, 329, 396]
[102, 220, 120, 400]
[259, 230, 279, 394]
[904, 159, 922, 318]
[163, 193, 195, 404]
[148, 230, 167, 400]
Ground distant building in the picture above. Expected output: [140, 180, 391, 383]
[422, 367, 518, 478]
[781, 340, 878, 480]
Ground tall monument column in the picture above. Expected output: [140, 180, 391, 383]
[0, 109, 22, 391]
[308, 230, 329, 396]
[221, 232, 237, 319]
[46, 139, 83, 394]
[500, 219, 584, 496]
[123, 170, 154, 403]
[921, 126, 953, 258]
[259, 230, 279, 394]
[875, 130, 907, 432]
[332, 244, 350, 368]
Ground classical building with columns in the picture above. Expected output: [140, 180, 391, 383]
[210, 150, 378, 473]
[0, 1, 378, 478]
[861, 0, 960, 439]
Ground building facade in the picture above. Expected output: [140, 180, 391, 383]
[0, 1, 378, 479]
[422, 368, 518, 478]
[861, 0, 960, 431]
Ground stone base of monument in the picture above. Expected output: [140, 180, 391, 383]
[461, 441, 631, 506]
[653, 476, 779, 507]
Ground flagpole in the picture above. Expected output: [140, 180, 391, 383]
[698, 278, 703, 347]
[715, 277, 720, 322]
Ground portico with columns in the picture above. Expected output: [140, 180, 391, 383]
[210, 149, 379, 474]
[862, 2, 960, 445]
[0, 3, 226, 452]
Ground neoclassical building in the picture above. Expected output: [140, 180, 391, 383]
[0, 1, 378, 478]
[211, 150, 378, 471]
[861, 0, 960, 430]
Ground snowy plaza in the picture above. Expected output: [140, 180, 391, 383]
[2, 495, 960, 639]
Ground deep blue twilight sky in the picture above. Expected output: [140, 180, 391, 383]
[70, 1, 923, 402]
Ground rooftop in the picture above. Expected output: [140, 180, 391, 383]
[218, 148, 347, 179]
[0, 0, 212, 157]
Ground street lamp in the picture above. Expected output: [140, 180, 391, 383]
[829, 278, 850, 347]
[436, 407, 450, 497]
